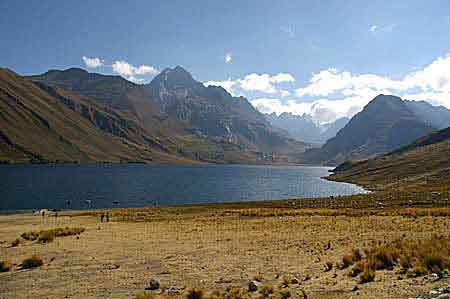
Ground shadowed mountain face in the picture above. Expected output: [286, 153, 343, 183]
[265, 112, 349, 145]
[304, 95, 441, 165]
[404, 100, 450, 129]
[2, 67, 307, 164]
[0, 68, 181, 163]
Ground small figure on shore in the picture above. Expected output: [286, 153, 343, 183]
[106, 212, 110, 222]
[55, 212, 58, 219]
[100, 213, 105, 222]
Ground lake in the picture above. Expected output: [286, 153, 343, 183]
[0, 164, 367, 212]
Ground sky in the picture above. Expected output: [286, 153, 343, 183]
[1, 0, 450, 124]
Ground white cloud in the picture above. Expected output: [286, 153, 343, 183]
[82, 56, 104, 68]
[369, 24, 397, 33]
[204, 78, 237, 94]
[251, 95, 371, 125]
[203, 72, 295, 96]
[251, 54, 450, 123]
[238, 73, 295, 93]
[279, 90, 290, 97]
[225, 53, 232, 64]
[111, 60, 158, 83]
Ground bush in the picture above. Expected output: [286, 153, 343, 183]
[21, 255, 43, 269]
[0, 260, 13, 272]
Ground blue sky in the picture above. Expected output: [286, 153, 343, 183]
[1, 0, 450, 123]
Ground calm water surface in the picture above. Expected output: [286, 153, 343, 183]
[0, 164, 367, 211]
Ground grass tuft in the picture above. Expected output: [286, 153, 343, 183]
[340, 235, 450, 282]
[21, 255, 43, 269]
[186, 288, 204, 299]
[0, 260, 13, 272]
[21, 227, 85, 244]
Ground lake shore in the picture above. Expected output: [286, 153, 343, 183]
[2, 187, 450, 299]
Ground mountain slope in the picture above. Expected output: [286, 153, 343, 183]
[328, 126, 450, 191]
[304, 95, 438, 165]
[404, 100, 450, 129]
[0, 68, 191, 164]
[7, 67, 307, 164]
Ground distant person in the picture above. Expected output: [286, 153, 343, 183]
[106, 212, 110, 222]
[100, 213, 105, 222]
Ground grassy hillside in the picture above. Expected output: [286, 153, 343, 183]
[0, 68, 194, 164]
[328, 126, 450, 192]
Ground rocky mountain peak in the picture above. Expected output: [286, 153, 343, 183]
[149, 66, 199, 90]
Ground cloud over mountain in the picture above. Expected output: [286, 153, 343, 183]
[247, 53, 450, 124]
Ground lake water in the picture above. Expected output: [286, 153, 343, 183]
[0, 164, 367, 212]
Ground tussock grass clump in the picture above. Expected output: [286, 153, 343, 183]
[21, 255, 43, 269]
[135, 292, 153, 299]
[258, 285, 275, 298]
[0, 260, 13, 272]
[359, 265, 375, 284]
[324, 261, 333, 272]
[253, 272, 264, 282]
[11, 238, 20, 247]
[21, 231, 40, 241]
[226, 288, 251, 299]
[186, 288, 204, 299]
[21, 227, 85, 243]
[341, 235, 450, 283]
[338, 248, 363, 269]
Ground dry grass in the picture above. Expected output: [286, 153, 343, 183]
[2, 193, 450, 298]
[11, 238, 20, 247]
[20, 227, 85, 243]
[186, 288, 204, 299]
[0, 260, 13, 272]
[342, 235, 450, 283]
[133, 284, 298, 299]
[20, 255, 43, 269]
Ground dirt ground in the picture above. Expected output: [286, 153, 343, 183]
[1, 203, 450, 299]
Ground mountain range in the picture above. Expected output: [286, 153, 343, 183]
[2, 65, 450, 165]
[265, 112, 349, 145]
[303, 94, 450, 165]
[0, 66, 307, 164]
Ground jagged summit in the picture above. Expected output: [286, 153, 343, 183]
[148, 65, 200, 90]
